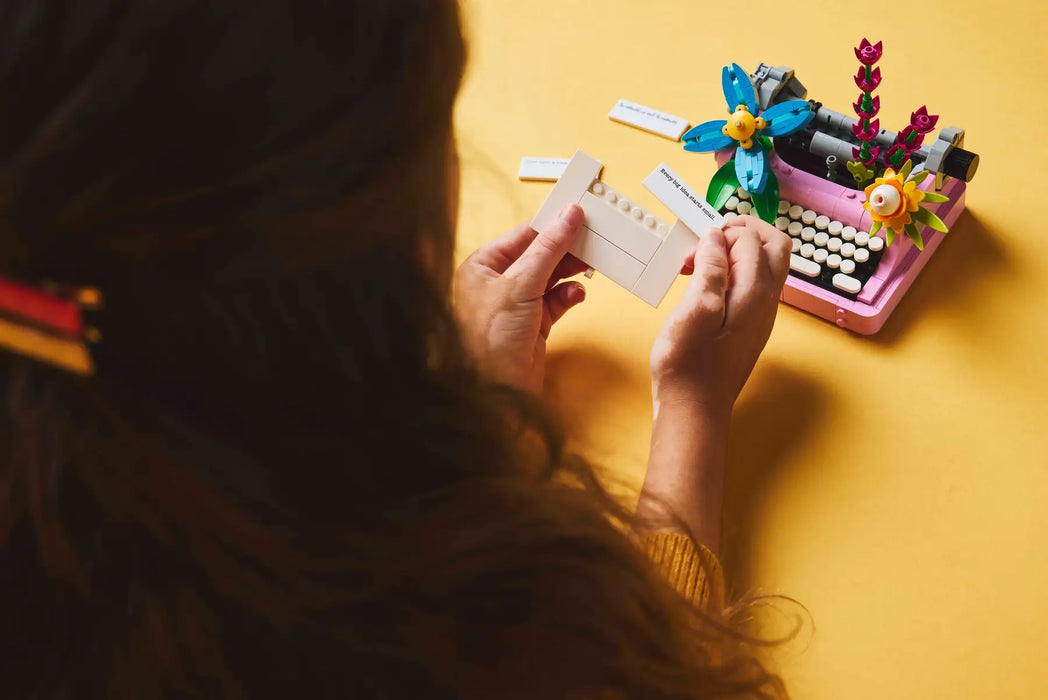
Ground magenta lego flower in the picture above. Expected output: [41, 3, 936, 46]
[852, 118, 880, 141]
[853, 93, 880, 120]
[896, 125, 925, 151]
[854, 65, 882, 92]
[910, 106, 939, 133]
[854, 38, 883, 66]
[852, 144, 881, 167]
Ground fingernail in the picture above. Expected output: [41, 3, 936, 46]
[558, 203, 583, 226]
[575, 282, 586, 300]
[704, 227, 725, 246]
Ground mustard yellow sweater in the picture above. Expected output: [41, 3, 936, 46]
[643, 532, 720, 607]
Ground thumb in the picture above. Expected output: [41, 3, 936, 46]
[506, 203, 585, 299]
[680, 227, 729, 325]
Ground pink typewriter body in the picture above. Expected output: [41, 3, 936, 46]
[716, 151, 968, 334]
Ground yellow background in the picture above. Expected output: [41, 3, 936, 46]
[454, 1, 1048, 697]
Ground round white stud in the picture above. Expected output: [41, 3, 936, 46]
[778, 200, 791, 215]
[842, 226, 856, 241]
[813, 248, 828, 264]
[725, 196, 740, 211]
[827, 237, 843, 252]
[644, 214, 657, 228]
[815, 215, 830, 230]
[827, 254, 842, 269]
[854, 248, 870, 263]
[788, 205, 804, 220]
[868, 236, 885, 251]
[736, 187, 751, 200]
[841, 242, 856, 258]
[591, 182, 605, 195]
[800, 243, 815, 258]
[775, 216, 790, 231]
[855, 231, 870, 246]
[737, 201, 753, 215]
[841, 259, 857, 274]
[814, 231, 829, 247]
[788, 221, 803, 235]
[828, 220, 844, 235]
[605, 191, 618, 204]
[801, 209, 817, 225]
[791, 238, 801, 253]
[801, 226, 816, 242]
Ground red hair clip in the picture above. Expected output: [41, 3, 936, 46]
[0, 277, 101, 376]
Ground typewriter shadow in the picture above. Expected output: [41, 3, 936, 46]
[720, 362, 829, 593]
[871, 211, 1005, 346]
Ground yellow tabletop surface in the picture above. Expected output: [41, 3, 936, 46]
[454, 1, 1048, 697]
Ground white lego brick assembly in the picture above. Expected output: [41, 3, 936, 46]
[530, 150, 700, 307]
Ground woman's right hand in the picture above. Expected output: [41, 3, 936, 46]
[649, 216, 792, 420]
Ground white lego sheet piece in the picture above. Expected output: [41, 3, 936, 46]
[518, 157, 572, 182]
[529, 150, 696, 307]
[608, 100, 690, 141]
[642, 163, 725, 236]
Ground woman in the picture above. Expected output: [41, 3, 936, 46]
[0, 0, 792, 697]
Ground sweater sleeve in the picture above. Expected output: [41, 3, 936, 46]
[643, 532, 722, 607]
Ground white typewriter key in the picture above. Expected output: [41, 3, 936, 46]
[842, 226, 857, 241]
[827, 254, 842, 269]
[800, 243, 815, 258]
[813, 248, 828, 264]
[841, 242, 856, 258]
[854, 248, 870, 263]
[832, 273, 862, 294]
[801, 226, 816, 242]
[724, 212, 739, 222]
[778, 200, 791, 215]
[790, 254, 821, 278]
[775, 216, 790, 231]
[868, 236, 884, 251]
[815, 215, 830, 230]
[827, 237, 843, 252]
[855, 231, 870, 246]
[828, 220, 844, 235]
[814, 231, 829, 247]
[801, 209, 817, 225]
[788, 221, 803, 235]
[840, 259, 857, 275]
[725, 196, 740, 211]
[791, 238, 801, 253]
[788, 205, 804, 220]
[736, 187, 750, 200]
[737, 201, 753, 215]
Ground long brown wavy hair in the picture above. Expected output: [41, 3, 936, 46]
[0, 1, 787, 697]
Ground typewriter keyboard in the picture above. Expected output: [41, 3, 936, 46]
[720, 188, 885, 299]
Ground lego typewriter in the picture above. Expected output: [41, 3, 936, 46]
[682, 45, 979, 334]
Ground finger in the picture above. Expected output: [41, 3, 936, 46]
[546, 253, 591, 291]
[505, 203, 585, 299]
[543, 281, 586, 336]
[679, 227, 730, 328]
[727, 216, 791, 286]
[469, 221, 539, 274]
[679, 248, 697, 276]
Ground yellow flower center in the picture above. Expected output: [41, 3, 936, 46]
[721, 105, 765, 149]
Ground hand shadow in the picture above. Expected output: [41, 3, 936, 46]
[543, 343, 643, 444]
[719, 361, 829, 596]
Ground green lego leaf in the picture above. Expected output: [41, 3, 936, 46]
[707, 159, 740, 211]
[885, 226, 897, 246]
[904, 222, 925, 250]
[911, 205, 949, 233]
[755, 134, 774, 153]
[899, 158, 914, 179]
[749, 170, 780, 224]
[871, 220, 882, 235]
[908, 170, 931, 187]
[921, 191, 950, 203]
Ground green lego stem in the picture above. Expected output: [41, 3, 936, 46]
[865, 65, 872, 81]
[861, 93, 873, 112]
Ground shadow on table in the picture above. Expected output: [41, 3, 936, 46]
[720, 362, 829, 595]
[543, 343, 640, 437]
[870, 211, 1007, 347]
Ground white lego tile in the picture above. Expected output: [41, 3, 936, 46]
[530, 150, 603, 234]
[631, 220, 699, 307]
[518, 157, 571, 182]
[607, 99, 690, 141]
[642, 163, 725, 236]
[570, 228, 645, 290]
[578, 191, 662, 264]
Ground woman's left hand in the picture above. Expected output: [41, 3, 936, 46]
[455, 203, 589, 393]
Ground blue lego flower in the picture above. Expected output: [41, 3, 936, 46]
[682, 63, 814, 195]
